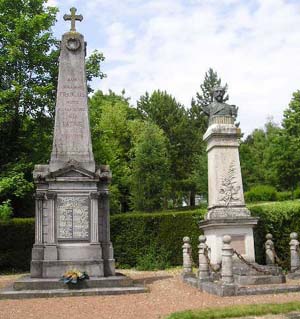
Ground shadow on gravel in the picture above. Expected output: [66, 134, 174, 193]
[134, 275, 172, 285]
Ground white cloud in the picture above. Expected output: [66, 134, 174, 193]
[54, 0, 300, 135]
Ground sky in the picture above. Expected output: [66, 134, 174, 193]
[48, 0, 300, 136]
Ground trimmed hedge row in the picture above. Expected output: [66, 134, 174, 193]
[1, 201, 300, 272]
[0, 218, 35, 272]
[245, 185, 300, 203]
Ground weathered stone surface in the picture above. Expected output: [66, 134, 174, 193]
[182, 237, 193, 277]
[29, 9, 117, 281]
[203, 124, 246, 211]
[13, 275, 133, 291]
[199, 218, 257, 264]
[50, 31, 94, 172]
[200, 96, 258, 265]
[290, 232, 300, 271]
[0, 285, 148, 300]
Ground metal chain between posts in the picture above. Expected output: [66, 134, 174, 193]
[233, 249, 272, 275]
[271, 247, 286, 268]
[204, 247, 221, 273]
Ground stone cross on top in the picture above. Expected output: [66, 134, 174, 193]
[63, 7, 83, 32]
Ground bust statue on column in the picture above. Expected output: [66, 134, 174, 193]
[203, 86, 238, 126]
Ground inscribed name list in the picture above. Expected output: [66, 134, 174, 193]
[57, 196, 89, 240]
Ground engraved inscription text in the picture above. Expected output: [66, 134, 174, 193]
[57, 196, 89, 240]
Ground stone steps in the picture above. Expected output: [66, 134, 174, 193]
[13, 275, 133, 291]
[237, 284, 300, 296]
[0, 285, 148, 300]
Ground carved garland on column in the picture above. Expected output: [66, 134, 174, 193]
[219, 161, 241, 206]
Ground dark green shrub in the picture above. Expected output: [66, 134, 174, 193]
[110, 209, 205, 269]
[0, 200, 13, 221]
[294, 187, 300, 199]
[245, 185, 277, 202]
[276, 191, 292, 201]
[251, 201, 300, 268]
[0, 218, 34, 272]
[136, 243, 171, 270]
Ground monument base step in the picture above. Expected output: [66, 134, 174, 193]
[0, 285, 148, 300]
[13, 274, 133, 291]
[0, 273, 148, 300]
[234, 274, 286, 285]
[183, 275, 300, 296]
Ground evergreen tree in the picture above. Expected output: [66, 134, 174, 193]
[130, 121, 170, 211]
[137, 90, 196, 206]
[274, 91, 300, 192]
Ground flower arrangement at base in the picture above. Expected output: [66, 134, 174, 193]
[60, 269, 89, 285]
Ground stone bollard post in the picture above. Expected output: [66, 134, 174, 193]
[265, 233, 275, 265]
[290, 232, 300, 271]
[221, 235, 234, 284]
[182, 236, 193, 276]
[198, 235, 210, 281]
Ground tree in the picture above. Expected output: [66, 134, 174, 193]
[137, 90, 196, 206]
[0, 0, 58, 216]
[130, 121, 170, 211]
[89, 90, 136, 213]
[239, 120, 281, 191]
[0, 0, 106, 216]
[273, 91, 300, 192]
[85, 50, 106, 93]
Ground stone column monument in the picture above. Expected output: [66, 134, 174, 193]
[30, 8, 115, 278]
[199, 87, 258, 265]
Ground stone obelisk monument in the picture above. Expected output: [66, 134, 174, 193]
[30, 8, 115, 278]
[199, 87, 258, 265]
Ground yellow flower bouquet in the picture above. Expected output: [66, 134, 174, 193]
[60, 269, 89, 285]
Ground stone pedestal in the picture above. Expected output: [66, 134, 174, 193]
[199, 116, 258, 265]
[30, 163, 115, 278]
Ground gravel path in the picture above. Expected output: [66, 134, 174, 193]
[1, 269, 300, 319]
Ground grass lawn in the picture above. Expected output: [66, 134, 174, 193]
[165, 302, 300, 319]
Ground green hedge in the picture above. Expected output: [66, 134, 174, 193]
[244, 185, 277, 202]
[0, 218, 34, 272]
[250, 201, 300, 268]
[1, 201, 300, 272]
[245, 185, 300, 203]
[111, 209, 205, 269]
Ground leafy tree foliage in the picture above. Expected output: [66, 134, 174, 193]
[0, 0, 106, 217]
[240, 120, 281, 190]
[0, 0, 58, 216]
[130, 121, 170, 211]
[137, 90, 198, 205]
[273, 91, 300, 192]
[89, 90, 135, 213]
[85, 50, 106, 93]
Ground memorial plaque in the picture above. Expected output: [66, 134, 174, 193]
[57, 196, 89, 240]
[230, 235, 245, 254]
